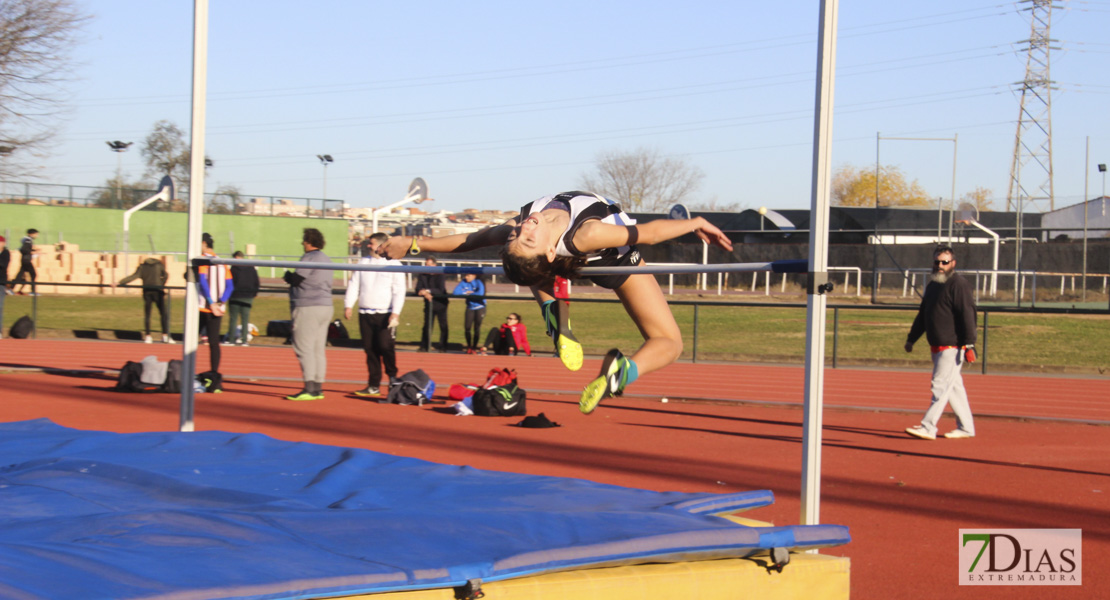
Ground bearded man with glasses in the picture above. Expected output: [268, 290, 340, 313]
[903, 245, 978, 440]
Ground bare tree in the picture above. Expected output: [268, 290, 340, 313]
[0, 0, 89, 177]
[141, 120, 190, 190]
[960, 186, 994, 212]
[580, 147, 705, 212]
[209, 184, 240, 215]
[688, 196, 744, 212]
[140, 119, 211, 199]
[87, 174, 156, 209]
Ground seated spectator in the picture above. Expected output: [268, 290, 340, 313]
[480, 313, 531, 356]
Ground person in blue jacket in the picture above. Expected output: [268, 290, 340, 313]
[452, 273, 486, 354]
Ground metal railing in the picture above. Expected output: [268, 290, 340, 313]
[11, 280, 1105, 376]
[885, 268, 1110, 307]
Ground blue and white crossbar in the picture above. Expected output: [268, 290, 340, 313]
[203, 258, 809, 276]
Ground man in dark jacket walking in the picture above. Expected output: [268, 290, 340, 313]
[904, 245, 977, 440]
[119, 257, 173, 344]
[227, 251, 260, 345]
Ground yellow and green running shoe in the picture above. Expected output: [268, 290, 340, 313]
[285, 390, 319, 401]
[543, 300, 582, 371]
[580, 349, 630, 414]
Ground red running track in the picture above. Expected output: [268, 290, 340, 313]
[3, 338, 1107, 423]
[1, 337, 1108, 599]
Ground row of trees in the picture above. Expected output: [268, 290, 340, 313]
[582, 149, 994, 214]
[832, 164, 994, 212]
[89, 120, 241, 213]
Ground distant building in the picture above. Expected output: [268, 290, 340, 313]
[1041, 197, 1110, 241]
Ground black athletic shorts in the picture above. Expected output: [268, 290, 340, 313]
[583, 245, 643, 290]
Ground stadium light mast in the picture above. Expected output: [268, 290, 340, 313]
[317, 154, 333, 200]
[107, 140, 133, 208]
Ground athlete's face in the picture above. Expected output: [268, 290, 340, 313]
[506, 212, 559, 260]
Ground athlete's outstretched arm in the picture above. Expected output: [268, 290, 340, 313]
[572, 217, 733, 254]
[379, 219, 518, 259]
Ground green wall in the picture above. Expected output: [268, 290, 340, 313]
[1, 204, 350, 257]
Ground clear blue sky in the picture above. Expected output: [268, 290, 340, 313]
[35, 0, 1110, 214]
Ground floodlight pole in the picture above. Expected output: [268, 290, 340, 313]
[801, 0, 839, 528]
[317, 154, 333, 200]
[1082, 137, 1089, 302]
[107, 141, 132, 208]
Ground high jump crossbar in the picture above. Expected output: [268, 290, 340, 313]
[201, 257, 809, 277]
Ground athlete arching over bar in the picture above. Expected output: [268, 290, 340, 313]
[381, 191, 733, 414]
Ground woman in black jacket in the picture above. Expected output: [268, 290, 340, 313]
[227, 251, 261, 345]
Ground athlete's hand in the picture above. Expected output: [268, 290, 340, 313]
[964, 345, 977, 364]
[693, 218, 733, 251]
[379, 236, 411, 260]
[904, 341, 914, 353]
[344, 307, 353, 320]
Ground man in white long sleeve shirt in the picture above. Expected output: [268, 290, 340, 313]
[344, 233, 406, 397]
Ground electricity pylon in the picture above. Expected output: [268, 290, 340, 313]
[1006, 0, 1060, 213]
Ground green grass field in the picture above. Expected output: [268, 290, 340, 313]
[3, 292, 1108, 375]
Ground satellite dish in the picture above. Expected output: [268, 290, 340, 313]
[407, 177, 428, 203]
[955, 202, 978, 224]
[668, 203, 690, 220]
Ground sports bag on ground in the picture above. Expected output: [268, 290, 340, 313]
[384, 369, 435, 405]
[266, 320, 292, 338]
[114, 361, 161, 393]
[471, 383, 526, 417]
[9, 315, 34, 339]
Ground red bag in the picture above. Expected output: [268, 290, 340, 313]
[483, 367, 517, 389]
[449, 383, 478, 401]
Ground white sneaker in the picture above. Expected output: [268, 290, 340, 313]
[144, 335, 153, 344]
[163, 334, 175, 344]
[944, 430, 974, 439]
[905, 425, 936, 440]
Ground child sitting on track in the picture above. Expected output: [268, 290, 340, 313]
[381, 191, 732, 414]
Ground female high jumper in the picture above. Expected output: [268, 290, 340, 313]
[381, 191, 732, 414]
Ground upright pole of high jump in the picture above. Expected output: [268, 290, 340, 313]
[801, 0, 838, 526]
[179, 0, 209, 432]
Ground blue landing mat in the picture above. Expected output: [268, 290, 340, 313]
[0, 419, 849, 599]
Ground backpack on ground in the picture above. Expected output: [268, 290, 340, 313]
[196, 370, 223, 393]
[384, 369, 436, 405]
[471, 383, 526, 417]
[483, 367, 517, 389]
[327, 319, 349, 343]
[9, 315, 34, 339]
[115, 361, 162, 393]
